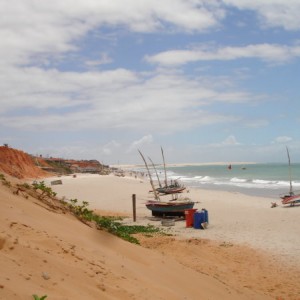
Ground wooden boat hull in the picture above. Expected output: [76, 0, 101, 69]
[280, 147, 300, 206]
[281, 193, 300, 205]
[156, 186, 186, 194]
[145, 200, 194, 217]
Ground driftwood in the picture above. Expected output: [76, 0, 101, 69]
[51, 179, 62, 185]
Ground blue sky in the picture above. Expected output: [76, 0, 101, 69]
[1, 0, 300, 165]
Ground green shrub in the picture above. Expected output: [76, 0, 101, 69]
[22, 182, 31, 189]
[68, 200, 161, 244]
[32, 295, 47, 300]
[0, 173, 11, 187]
[32, 181, 57, 199]
[94, 215, 160, 244]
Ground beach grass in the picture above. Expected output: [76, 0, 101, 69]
[67, 197, 162, 244]
[30, 181, 163, 244]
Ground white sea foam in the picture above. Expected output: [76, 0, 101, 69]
[230, 177, 247, 183]
[198, 176, 213, 182]
[181, 177, 198, 182]
[274, 181, 289, 186]
[180, 175, 215, 184]
[138, 163, 300, 197]
[252, 179, 274, 184]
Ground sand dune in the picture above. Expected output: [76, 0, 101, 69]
[1, 173, 300, 299]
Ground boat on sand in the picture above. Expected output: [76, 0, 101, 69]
[280, 147, 300, 206]
[156, 183, 186, 194]
[145, 199, 194, 217]
[138, 149, 194, 217]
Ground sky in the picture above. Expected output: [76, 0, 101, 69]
[1, 0, 300, 165]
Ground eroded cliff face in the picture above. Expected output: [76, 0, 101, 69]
[0, 146, 51, 179]
[0, 146, 110, 179]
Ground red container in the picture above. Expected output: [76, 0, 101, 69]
[184, 209, 198, 227]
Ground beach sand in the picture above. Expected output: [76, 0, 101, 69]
[46, 173, 300, 265]
[1, 173, 300, 299]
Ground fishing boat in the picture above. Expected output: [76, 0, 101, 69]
[156, 181, 186, 194]
[145, 199, 195, 217]
[138, 149, 193, 216]
[281, 194, 300, 205]
[280, 147, 300, 206]
[156, 147, 186, 195]
[147, 149, 186, 195]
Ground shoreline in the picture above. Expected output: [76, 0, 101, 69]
[187, 182, 284, 199]
[111, 162, 293, 200]
[110, 161, 257, 169]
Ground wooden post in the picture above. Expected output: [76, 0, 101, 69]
[132, 194, 136, 222]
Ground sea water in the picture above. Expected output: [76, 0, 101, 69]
[140, 163, 300, 199]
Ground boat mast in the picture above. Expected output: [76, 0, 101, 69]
[138, 150, 160, 201]
[161, 146, 168, 187]
[286, 146, 293, 195]
[148, 157, 162, 188]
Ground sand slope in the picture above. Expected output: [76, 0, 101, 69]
[45, 173, 300, 300]
[0, 176, 273, 300]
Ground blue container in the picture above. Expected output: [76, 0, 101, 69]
[202, 209, 209, 224]
[193, 212, 205, 229]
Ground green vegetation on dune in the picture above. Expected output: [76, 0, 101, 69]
[0, 174, 162, 245]
[67, 198, 161, 244]
[32, 295, 47, 300]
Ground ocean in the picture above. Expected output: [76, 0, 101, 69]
[136, 163, 300, 199]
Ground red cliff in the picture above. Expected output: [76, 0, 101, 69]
[0, 146, 51, 179]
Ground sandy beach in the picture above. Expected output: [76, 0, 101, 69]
[1, 172, 300, 299]
[45, 173, 300, 266]
[45, 173, 300, 296]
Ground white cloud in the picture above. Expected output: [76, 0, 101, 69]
[0, 67, 251, 133]
[85, 53, 113, 67]
[102, 140, 120, 155]
[1, 0, 299, 164]
[127, 135, 154, 153]
[2, 0, 298, 69]
[273, 136, 293, 144]
[0, 0, 226, 66]
[0, 66, 138, 114]
[222, 135, 241, 146]
[0, 1, 243, 136]
[222, 0, 300, 30]
[209, 135, 241, 147]
[145, 43, 300, 66]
